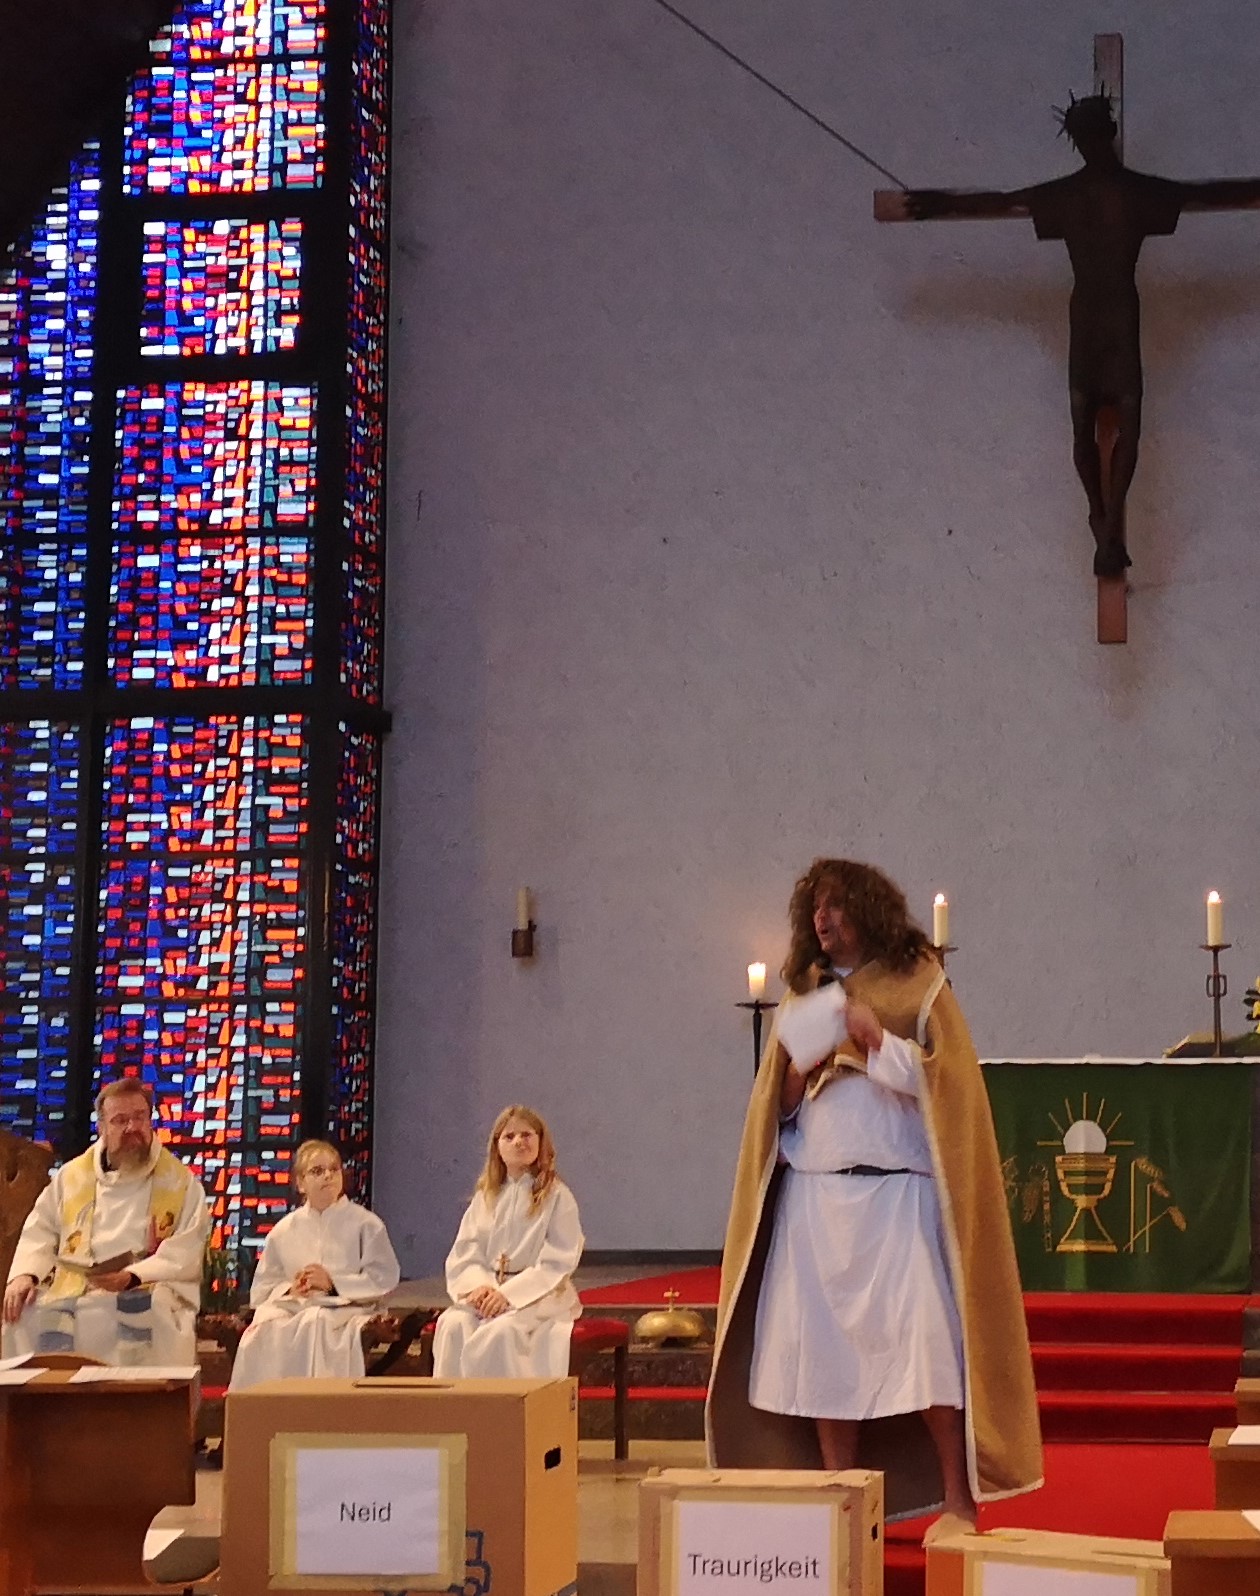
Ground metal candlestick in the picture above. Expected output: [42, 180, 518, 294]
[736, 998, 778, 1075]
[1201, 942, 1231, 1057]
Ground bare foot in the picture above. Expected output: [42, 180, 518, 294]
[1092, 537, 1131, 579]
[922, 1510, 978, 1548]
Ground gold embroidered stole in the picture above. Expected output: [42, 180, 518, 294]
[46, 1143, 192, 1299]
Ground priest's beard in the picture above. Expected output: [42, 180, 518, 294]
[109, 1135, 153, 1173]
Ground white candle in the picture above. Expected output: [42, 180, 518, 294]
[747, 962, 767, 1000]
[933, 893, 949, 947]
[1206, 891, 1224, 946]
[516, 888, 531, 931]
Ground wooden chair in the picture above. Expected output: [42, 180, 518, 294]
[0, 1124, 54, 1289]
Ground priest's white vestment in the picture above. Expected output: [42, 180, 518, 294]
[4, 1139, 209, 1365]
[229, 1196, 401, 1389]
[432, 1175, 583, 1379]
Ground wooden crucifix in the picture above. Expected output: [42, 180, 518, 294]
[875, 34, 1260, 643]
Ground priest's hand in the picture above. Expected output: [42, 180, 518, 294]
[88, 1270, 139, 1293]
[3, 1275, 37, 1323]
[845, 1002, 884, 1053]
[474, 1287, 511, 1320]
[295, 1264, 335, 1296]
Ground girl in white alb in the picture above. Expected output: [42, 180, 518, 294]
[432, 1105, 584, 1379]
[229, 1139, 401, 1389]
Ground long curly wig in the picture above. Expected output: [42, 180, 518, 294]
[476, 1104, 559, 1212]
[781, 858, 934, 992]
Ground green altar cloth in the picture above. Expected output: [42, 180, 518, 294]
[982, 1060, 1254, 1293]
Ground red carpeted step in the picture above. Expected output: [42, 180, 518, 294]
[1038, 1388, 1235, 1444]
[1024, 1292, 1256, 1346]
[1031, 1341, 1241, 1391]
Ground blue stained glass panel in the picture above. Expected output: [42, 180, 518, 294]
[109, 536, 313, 689]
[2, 541, 88, 690]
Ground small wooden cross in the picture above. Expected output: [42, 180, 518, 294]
[494, 1251, 510, 1285]
[874, 33, 1260, 645]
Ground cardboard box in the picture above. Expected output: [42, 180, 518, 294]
[636, 1468, 883, 1596]
[220, 1376, 578, 1596]
[926, 1526, 1170, 1596]
[1233, 1377, 1260, 1424]
[1164, 1509, 1260, 1596]
[1209, 1425, 1260, 1508]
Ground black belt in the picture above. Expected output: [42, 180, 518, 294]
[831, 1164, 915, 1176]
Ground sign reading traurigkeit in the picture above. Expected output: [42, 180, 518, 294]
[637, 1469, 884, 1596]
[675, 1500, 833, 1595]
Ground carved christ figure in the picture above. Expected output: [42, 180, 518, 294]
[882, 96, 1260, 578]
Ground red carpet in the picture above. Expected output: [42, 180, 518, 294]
[581, 1266, 719, 1306]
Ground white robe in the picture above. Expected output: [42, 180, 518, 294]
[748, 1029, 965, 1420]
[432, 1176, 583, 1379]
[229, 1197, 401, 1390]
[4, 1140, 209, 1366]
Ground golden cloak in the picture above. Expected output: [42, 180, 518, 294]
[705, 955, 1042, 1521]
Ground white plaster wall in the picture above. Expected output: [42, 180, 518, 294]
[375, 0, 1260, 1270]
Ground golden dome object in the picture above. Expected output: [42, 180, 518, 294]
[632, 1288, 710, 1347]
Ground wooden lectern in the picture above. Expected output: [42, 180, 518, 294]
[0, 1356, 197, 1595]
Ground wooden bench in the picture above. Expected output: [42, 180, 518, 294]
[199, 1309, 632, 1459]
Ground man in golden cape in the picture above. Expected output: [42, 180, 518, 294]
[706, 859, 1041, 1528]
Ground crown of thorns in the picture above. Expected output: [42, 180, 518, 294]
[1053, 92, 1118, 148]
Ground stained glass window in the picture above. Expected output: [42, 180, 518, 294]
[1, 0, 389, 1267]
[113, 382, 317, 536]
[124, 62, 326, 194]
[140, 219, 303, 357]
[110, 537, 313, 688]
[157, 0, 327, 60]
[95, 715, 307, 1253]
[0, 721, 80, 1142]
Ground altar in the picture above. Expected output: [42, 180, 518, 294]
[981, 1058, 1259, 1293]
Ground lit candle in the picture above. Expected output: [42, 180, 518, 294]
[747, 962, 767, 1000]
[933, 893, 950, 947]
[1206, 891, 1224, 947]
[516, 888, 531, 931]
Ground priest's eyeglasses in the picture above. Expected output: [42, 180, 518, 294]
[303, 1163, 341, 1178]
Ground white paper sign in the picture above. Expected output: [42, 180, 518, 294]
[293, 1446, 443, 1576]
[978, 1561, 1141, 1595]
[674, 1499, 833, 1596]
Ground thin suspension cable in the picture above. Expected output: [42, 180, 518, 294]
[647, 0, 909, 190]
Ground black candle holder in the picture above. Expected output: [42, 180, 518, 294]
[736, 997, 778, 1075]
[511, 921, 537, 959]
[931, 942, 958, 970]
[1201, 942, 1231, 1057]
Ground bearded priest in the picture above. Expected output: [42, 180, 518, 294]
[3, 1078, 209, 1366]
[706, 858, 1041, 1539]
